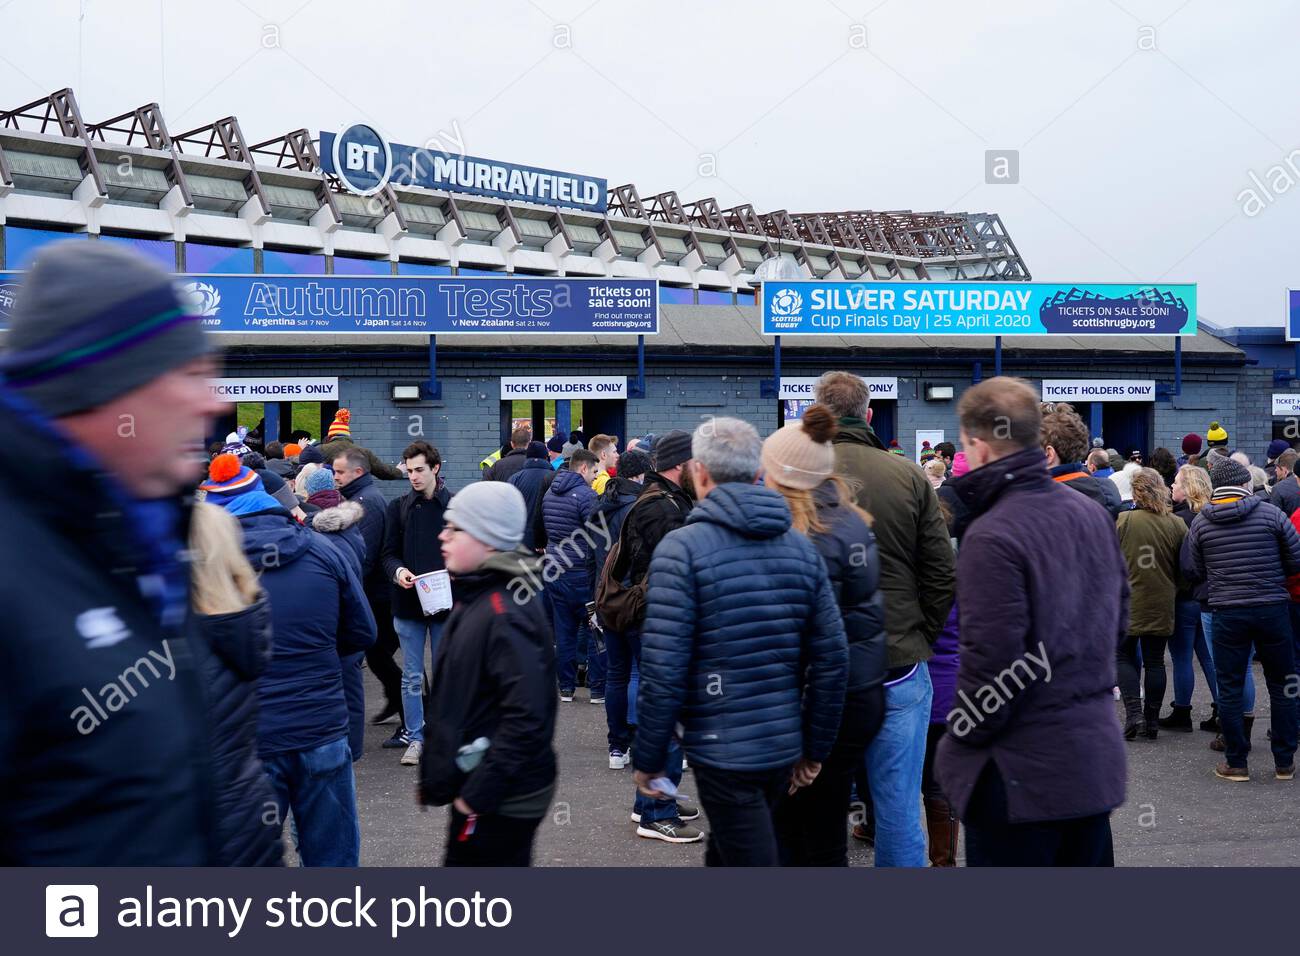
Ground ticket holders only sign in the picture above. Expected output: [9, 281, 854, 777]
[762, 281, 1196, 336]
[1041, 380, 1155, 402]
[208, 378, 340, 401]
[0, 274, 658, 335]
[777, 377, 898, 400]
[500, 377, 628, 400]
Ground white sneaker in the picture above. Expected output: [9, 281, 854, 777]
[609, 749, 630, 770]
[400, 740, 423, 766]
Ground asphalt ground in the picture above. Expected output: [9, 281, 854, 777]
[350, 664, 1299, 867]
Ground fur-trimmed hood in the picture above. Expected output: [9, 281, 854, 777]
[309, 499, 365, 533]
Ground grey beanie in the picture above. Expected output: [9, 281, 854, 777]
[444, 481, 527, 552]
[1208, 453, 1251, 491]
[0, 241, 210, 417]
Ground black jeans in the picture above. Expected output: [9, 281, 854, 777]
[444, 809, 543, 867]
[1116, 632, 1170, 718]
[774, 686, 885, 866]
[365, 600, 404, 718]
[1212, 603, 1298, 769]
[964, 764, 1114, 867]
[694, 764, 792, 866]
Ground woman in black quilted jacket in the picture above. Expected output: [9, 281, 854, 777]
[189, 502, 283, 866]
[763, 404, 887, 866]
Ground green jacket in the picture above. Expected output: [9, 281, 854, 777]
[831, 419, 956, 668]
[316, 436, 405, 482]
[1116, 508, 1186, 635]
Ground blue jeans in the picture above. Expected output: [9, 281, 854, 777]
[863, 663, 933, 867]
[549, 575, 603, 693]
[1212, 604, 1298, 769]
[605, 627, 640, 751]
[1171, 600, 1217, 706]
[393, 616, 444, 743]
[1202, 610, 1254, 711]
[262, 737, 359, 866]
[635, 736, 684, 823]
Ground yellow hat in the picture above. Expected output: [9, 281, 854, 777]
[1206, 421, 1228, 446]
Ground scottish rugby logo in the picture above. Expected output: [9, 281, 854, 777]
[181, 281, 222, 317]
[768, 288, 803, 330]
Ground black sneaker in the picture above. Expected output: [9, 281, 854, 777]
[636, 817, 703, 844]
[372, 700, 401, 725]
[382, 726, 412, 749]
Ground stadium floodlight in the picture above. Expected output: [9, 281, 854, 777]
[753, 252, 803, 281]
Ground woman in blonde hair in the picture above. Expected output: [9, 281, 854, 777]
[762, 404, 887, 866]
[1161, 464, 1221, 732]
[189, 501, 282, 865]
[1115, 468, 1187, 740]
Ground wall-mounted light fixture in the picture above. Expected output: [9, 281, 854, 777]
[391, 383, 422, 402]
[925, 384, 955, 402]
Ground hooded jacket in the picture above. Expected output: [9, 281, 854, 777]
[633, 482, 849, 773]
[0, 388, 217, 864]
[542, 469, 599, 580]
[1181, 490, 1300, 608]
[306, 500, 370, 761]
[592, 475, 644, 575]
[236, 509, 377, 756]
[936, 446, 1129, 824]
[508, 458, 555, 551]
[191, 595, 283, 865]
[419, 548, 557, 815]
[830, 419, 955, 668]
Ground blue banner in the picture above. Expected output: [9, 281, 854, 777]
[0, 274, 658, 335]
[320, 124, 607, 213]
[762, 281, 1197, 336]
[1289, 289, 1300, 341]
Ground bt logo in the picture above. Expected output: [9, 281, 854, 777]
[330, 123, 392, 196]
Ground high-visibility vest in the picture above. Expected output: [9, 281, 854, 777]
[480, 448, 503, 471]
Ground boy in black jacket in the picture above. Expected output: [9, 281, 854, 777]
[419, 482, 558, 866]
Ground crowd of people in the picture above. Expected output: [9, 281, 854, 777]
[4, 242, 1299, 868]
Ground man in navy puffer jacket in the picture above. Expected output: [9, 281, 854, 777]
[1183, 453, 1300, 780]
[634, 418, 848, 866]
[201, 456, 377, 865]
[542, 449, 603, 700]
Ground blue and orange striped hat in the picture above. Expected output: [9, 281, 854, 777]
[200, 454, 282, 516]
[0, 241, 210, 417]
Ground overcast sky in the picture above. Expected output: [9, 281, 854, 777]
[2, 0, 1297, 327]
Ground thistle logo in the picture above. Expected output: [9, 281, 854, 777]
[768, 287, 804, 330]
[331, 123, 393, 196]
[181, 281, 222, 317]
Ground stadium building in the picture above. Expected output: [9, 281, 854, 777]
[0, 88, 1278, 484]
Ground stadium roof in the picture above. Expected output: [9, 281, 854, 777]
[0, 88, 1029, 287]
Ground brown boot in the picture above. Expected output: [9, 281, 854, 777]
[924, 797, 959, 867]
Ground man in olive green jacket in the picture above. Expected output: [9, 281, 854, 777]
[815, 371, 955, 867]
